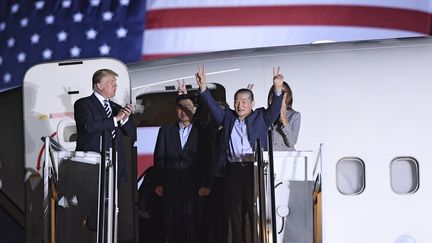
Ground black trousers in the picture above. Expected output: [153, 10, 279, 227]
[162, 170, 203, 243]
[201, 177, 229, 243]
[226, 164, 255, 243]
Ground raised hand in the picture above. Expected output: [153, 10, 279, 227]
[273, 66, 283, 93]
[247, 83, 254, 90]
[196, 65, 207, 92]
[177, 79, 187, 95]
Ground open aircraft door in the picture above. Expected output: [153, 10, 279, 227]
[22, 58, 136, 243]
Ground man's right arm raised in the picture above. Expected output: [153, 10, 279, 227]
[196, 65, 225, 124]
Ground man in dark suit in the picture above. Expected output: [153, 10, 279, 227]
[153, 95, 212, 243]
[74, 68, 135, 179]
[74, 69, 135, 242]
[195, 65, 284, 243]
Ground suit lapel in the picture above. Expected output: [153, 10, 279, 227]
[228, 110, 237, 138]
[90, 94, 108, 118]
[169, 123, 182, 154]
[110, 101, 121, 116]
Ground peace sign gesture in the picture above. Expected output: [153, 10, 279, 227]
[177, 79, 187, 95]
[273, 66, 283, 93]
[196, 65, 207, 92]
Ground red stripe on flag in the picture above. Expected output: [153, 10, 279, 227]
[146, 5, 431, 34]
[137, 153, 154, 177]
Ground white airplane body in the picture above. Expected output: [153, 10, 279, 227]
[20, 36, 432, 243]
[129, 36, 432, 243]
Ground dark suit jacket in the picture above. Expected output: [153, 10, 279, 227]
[198, 89, 283, 168]
[74, 93, 135, 179]
[153, 122, 211, 190]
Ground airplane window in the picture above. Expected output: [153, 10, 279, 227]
[336, 158, 365, 195]
[390, 157, 419, 194]
[395, 234, 416, 243]
[134, 83, 226, 126]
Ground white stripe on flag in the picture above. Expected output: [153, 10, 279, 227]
[143, 26, 422, 56]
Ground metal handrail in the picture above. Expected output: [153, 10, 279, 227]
[312, 143, 323, 177]
[267, 129, 277, 243]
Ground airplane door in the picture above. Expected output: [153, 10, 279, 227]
[22, 58, 134, 243]
[23, 58, 130, 171]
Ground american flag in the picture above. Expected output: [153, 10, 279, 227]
[143, 0, 431, 59]
[0, 0, 145, 92]
[1, 0, 431, 92]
